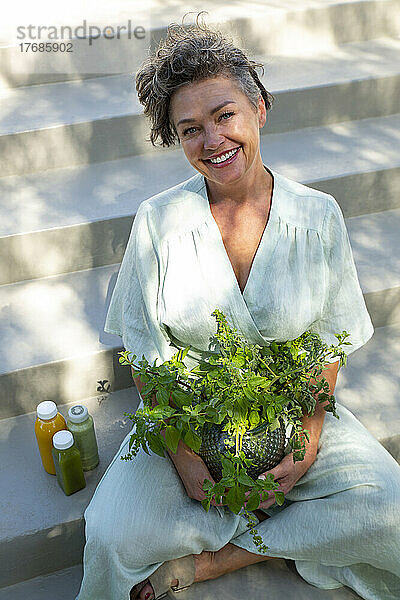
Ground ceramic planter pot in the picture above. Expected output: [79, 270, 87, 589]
[198, 419, 287, 482]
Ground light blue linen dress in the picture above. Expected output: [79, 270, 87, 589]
[76, 167, 400, 600]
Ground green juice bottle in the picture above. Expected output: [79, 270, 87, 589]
[67, 405, 99, 471]
[52, 430, 86, 496]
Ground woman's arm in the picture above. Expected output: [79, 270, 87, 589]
[259, 359, 339, 507]
[132, 369, 216, 502]
[300, 359, 339, 461]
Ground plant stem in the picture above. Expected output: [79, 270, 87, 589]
[258, 358, 277, 377]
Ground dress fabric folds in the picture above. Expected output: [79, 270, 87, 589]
[76, 168, 400, 600]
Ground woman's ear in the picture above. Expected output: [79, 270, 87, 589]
[257, 95, 267, 129]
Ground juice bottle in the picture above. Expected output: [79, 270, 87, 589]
[66, 405, 99, 471]
[52, 430, 86, 495]
[34, 401, 67, 474]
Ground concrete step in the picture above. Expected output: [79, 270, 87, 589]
[1, 36, 399, 176]
[3, 322, 400, 593]
[345, 208, 400, 328]
[0, 561, 362, 600]
[335, 322, 400, 461]
[0, 565, 83, 600]
[1, 0, 399, 88]
[1, 112, 399, 284]
[0, 388, 136, 588]
[0, 263, 129, 419]
[1, 205, 399, 419]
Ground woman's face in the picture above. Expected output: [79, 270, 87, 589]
[169, 76, 266, 187]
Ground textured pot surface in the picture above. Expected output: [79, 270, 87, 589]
[198, 420, 286, 481]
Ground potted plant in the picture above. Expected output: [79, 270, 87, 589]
[119, 308, 350, 552]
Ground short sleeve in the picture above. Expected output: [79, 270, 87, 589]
[309, 196, 374, 358]
[104, 202, 175, 365]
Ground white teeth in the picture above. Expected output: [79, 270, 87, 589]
[209, 147, 239, 164]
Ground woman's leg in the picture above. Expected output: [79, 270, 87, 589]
[78, 402, 400, 600]
[134, 544, 272, 600]
[76, 426, 252, 600]
[229, 404, 400, 600]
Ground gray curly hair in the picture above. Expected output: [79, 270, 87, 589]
[135, 13, 274, 147]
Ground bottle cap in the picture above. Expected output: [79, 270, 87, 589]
[37, 401, 58, 421]
[53, 430, 74, 450]
[68, 405, 89, 424]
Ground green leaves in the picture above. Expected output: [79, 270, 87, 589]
[156, 388, 170, 405]
[147, 433, 166, 458]
[165, 425, 180, 454]
[151, 405, 175, 419]
[247, 375, 271, 388]
[270, 341, 279, 354]
[171, 388, 192, 407]
[183, 429, 202, 453]
[201, 498, 211, 511]
[117, 308, 349, 555]
[266, 405, 276, 422]
[232, 355, 245, 367]
[226, 485, 246, 514]
[245, 492, 261, 511]
[237, 470, 255, 487]
[221, 455, 236, 476]
[243, 386, 257, 402]
[249, 410, 260, 428]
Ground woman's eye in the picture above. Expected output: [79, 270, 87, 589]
[219, 111, 234, 121]
[181, 112, 234, 137]
[182, 126, 197, 136]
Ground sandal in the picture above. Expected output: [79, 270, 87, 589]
[130, 555, 196, 599]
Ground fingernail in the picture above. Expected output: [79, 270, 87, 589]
[258, 474, 266, 480]
[144, 593, 151, 600]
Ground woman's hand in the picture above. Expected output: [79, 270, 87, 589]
[177, 454, 216, 503]
[132, 373, 219, 503]
[258, 449, 316, 509]
[257, 364, 339, 510]
[167, 440, 221, 504]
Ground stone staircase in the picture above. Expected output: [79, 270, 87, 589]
[0, 1, 399, 598]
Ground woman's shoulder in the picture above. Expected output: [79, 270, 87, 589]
[273, 169, 339, 233]
[141, 172, 205, 211]
[137, 172, 207, 239]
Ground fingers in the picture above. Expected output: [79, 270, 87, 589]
[258, 489, 279, 509]
[258, 455, 294, 484]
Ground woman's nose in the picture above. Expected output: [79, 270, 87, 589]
[203, 125, 224, 151]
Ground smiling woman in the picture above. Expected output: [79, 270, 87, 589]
[135, 17, 274, 148]
[170, 77, 267, 188]
[75, 13, 400, 600]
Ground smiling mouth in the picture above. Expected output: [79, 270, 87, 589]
[204, 146, 241, 165]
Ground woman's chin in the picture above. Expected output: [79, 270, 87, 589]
[198, 162, 247, 186]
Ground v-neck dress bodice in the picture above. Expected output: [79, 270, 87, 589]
[105, 166, 373, 371]
[202, 167, 275, 298]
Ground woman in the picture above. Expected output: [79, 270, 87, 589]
[76, 18, 400, 600]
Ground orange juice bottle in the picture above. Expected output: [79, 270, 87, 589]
[35, 401, 66, 474]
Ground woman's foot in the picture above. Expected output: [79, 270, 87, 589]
[132, 579, 176, 600]
[193, 543, 271, 582]
[132, 543, 271, 599]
